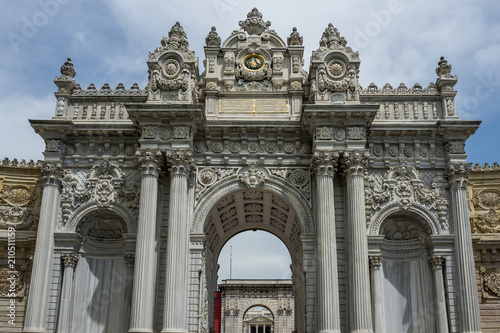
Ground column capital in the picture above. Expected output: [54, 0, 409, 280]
[61, 252, 79, 268]
[40, 162, 63, 187]
[124, 254, 135, 268]
[447, 162, 471, 188]
[165, 149, 195, 177]
[428, 255, 445, 270]
[341, 150, 369, 177]
[369, 255, 382, 268]
[137, 149, 163, 177]
[311, 151, 339, 177]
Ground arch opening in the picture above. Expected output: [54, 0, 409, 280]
[377, 213, 437, 333]
[200, 188, 305, 333]
[67, 209, 131, 333]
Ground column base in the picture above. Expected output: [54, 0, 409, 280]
[128, 329, 154, 333]
[161, 330, 188, 333]
[22, 330, 46, 333]
[318, 330, 341, 333]
[349, 330, 374, 333]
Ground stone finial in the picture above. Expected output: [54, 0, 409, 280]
[205, 26, 221, 47]
[160, 21, 189, 50]
[436, 56, 452, 77]
[320, 23, 347, 48]
[239, 8, 271, 35]
[60, 57, 76, 79]
[287, 27, 303, 46]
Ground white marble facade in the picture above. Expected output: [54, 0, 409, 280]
[23, 8, 482, 333]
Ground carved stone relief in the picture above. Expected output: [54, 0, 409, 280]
[365, 163, 448, 231]
[480, 266, 500, 298]
[0, 265, 27, 297]
[0, 183, 39, 230]
[60, 161, 139, 226]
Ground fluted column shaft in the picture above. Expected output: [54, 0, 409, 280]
[313, 152, 341, 333]
[162, 151, 193, 333]
[428, 255, 449, 333]
[369, 256, 384, 333]
[448, 166, 481, 333]
[343, 152, 373, 333]
[23, 164, 62, 333]
[57, 253, 79, 333]
[129, 152, 161, 333]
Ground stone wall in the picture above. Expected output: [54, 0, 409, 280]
[0, 159, 40, 332]
[468, 163, 500, 332]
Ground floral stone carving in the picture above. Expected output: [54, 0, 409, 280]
[365, 163, 448, 231]
[60, 161, 139, 224]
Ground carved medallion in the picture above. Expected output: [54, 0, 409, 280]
[266, 143, 277, 153]
[480, 267, 500, 298]
[199, 168, 218, 186]
[334, 129, 346, 141]
[194, 142, 206, 153]
[283, 143, 295, 154]
[243, 54, 265, 71]
[229, 142, 241, 153]
[289, 169, 308, 187]
[327, 59, 346, 78]
[162, 59, 180, 79]
[248, 142, 259, 153]
[212, 142, 223, 153]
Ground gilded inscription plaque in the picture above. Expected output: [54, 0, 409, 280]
[219, 99, 289, 116]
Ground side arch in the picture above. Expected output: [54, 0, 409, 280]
[65, 201, 137, 234]
[369, 202, 443, 236]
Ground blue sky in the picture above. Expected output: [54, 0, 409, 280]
[1, 1, 499, 280]
[1, 1, 499, 163]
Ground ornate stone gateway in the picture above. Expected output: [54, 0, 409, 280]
[22, 8, 483, 333]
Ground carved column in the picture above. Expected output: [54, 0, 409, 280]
[312, 152, 341, 333]
[23, 163, 62, 333]
[448, 164, 481, 333]
[343, 152, 373, 333]
[129, 151, 161, 333]
[369, 256, 384, 333]
[162, 151, 194, 333]
[428, 255, 449, 333]
[57, 253, 79, 333]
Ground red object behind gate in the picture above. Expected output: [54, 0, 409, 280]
[214, 291, 222, 333]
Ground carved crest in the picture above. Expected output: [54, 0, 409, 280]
[238, 165, 265, 188]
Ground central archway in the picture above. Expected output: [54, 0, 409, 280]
[191, 177, 313, 333]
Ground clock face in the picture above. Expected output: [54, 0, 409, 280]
[243, 54, 265, 71]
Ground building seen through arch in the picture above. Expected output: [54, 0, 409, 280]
[218, 280, 294, 333]
[1, 7, 499, 333]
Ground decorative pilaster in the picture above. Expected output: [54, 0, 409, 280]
[23, 163, 63, 333]
[124, 254, 135, 330]
[129, 150, 162, 333]
[57, 253, 79, 333]
[312, 152, 341, 333]
[162, 150, 194, 333]
[369, 256, 384, 333]
[447, 164, 481, 333]
[428, 255, 449, 333]
[343, 151, 373, 333]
